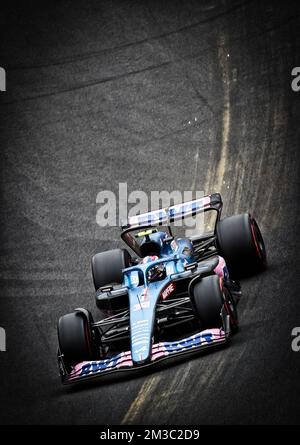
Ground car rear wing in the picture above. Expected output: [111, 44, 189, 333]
[121, 193, 223, 230]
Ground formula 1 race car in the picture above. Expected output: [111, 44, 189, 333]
[57, 193, 266, 384]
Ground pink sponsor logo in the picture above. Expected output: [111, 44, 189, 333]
[161, 282, 175, 300]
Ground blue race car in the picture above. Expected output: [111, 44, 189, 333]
[57, 193, 266, 384]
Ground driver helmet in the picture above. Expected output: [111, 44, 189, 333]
[147, 263, 166, 282]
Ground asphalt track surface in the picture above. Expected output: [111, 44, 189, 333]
[1, 0, 300, 425]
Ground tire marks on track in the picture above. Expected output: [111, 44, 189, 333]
[122, 29, 233, 425]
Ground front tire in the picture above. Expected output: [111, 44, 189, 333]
[190, 275, 238, 331]
[216, 213, 266, 278]
[58, 310, 98, 368]
[190, 275, 224, 329]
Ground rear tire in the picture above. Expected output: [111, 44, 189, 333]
[190, 275, 224, 329]
[58, 310, 98, 367]
[91, 248, 131, 290]
[216, 213, 266, 278]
